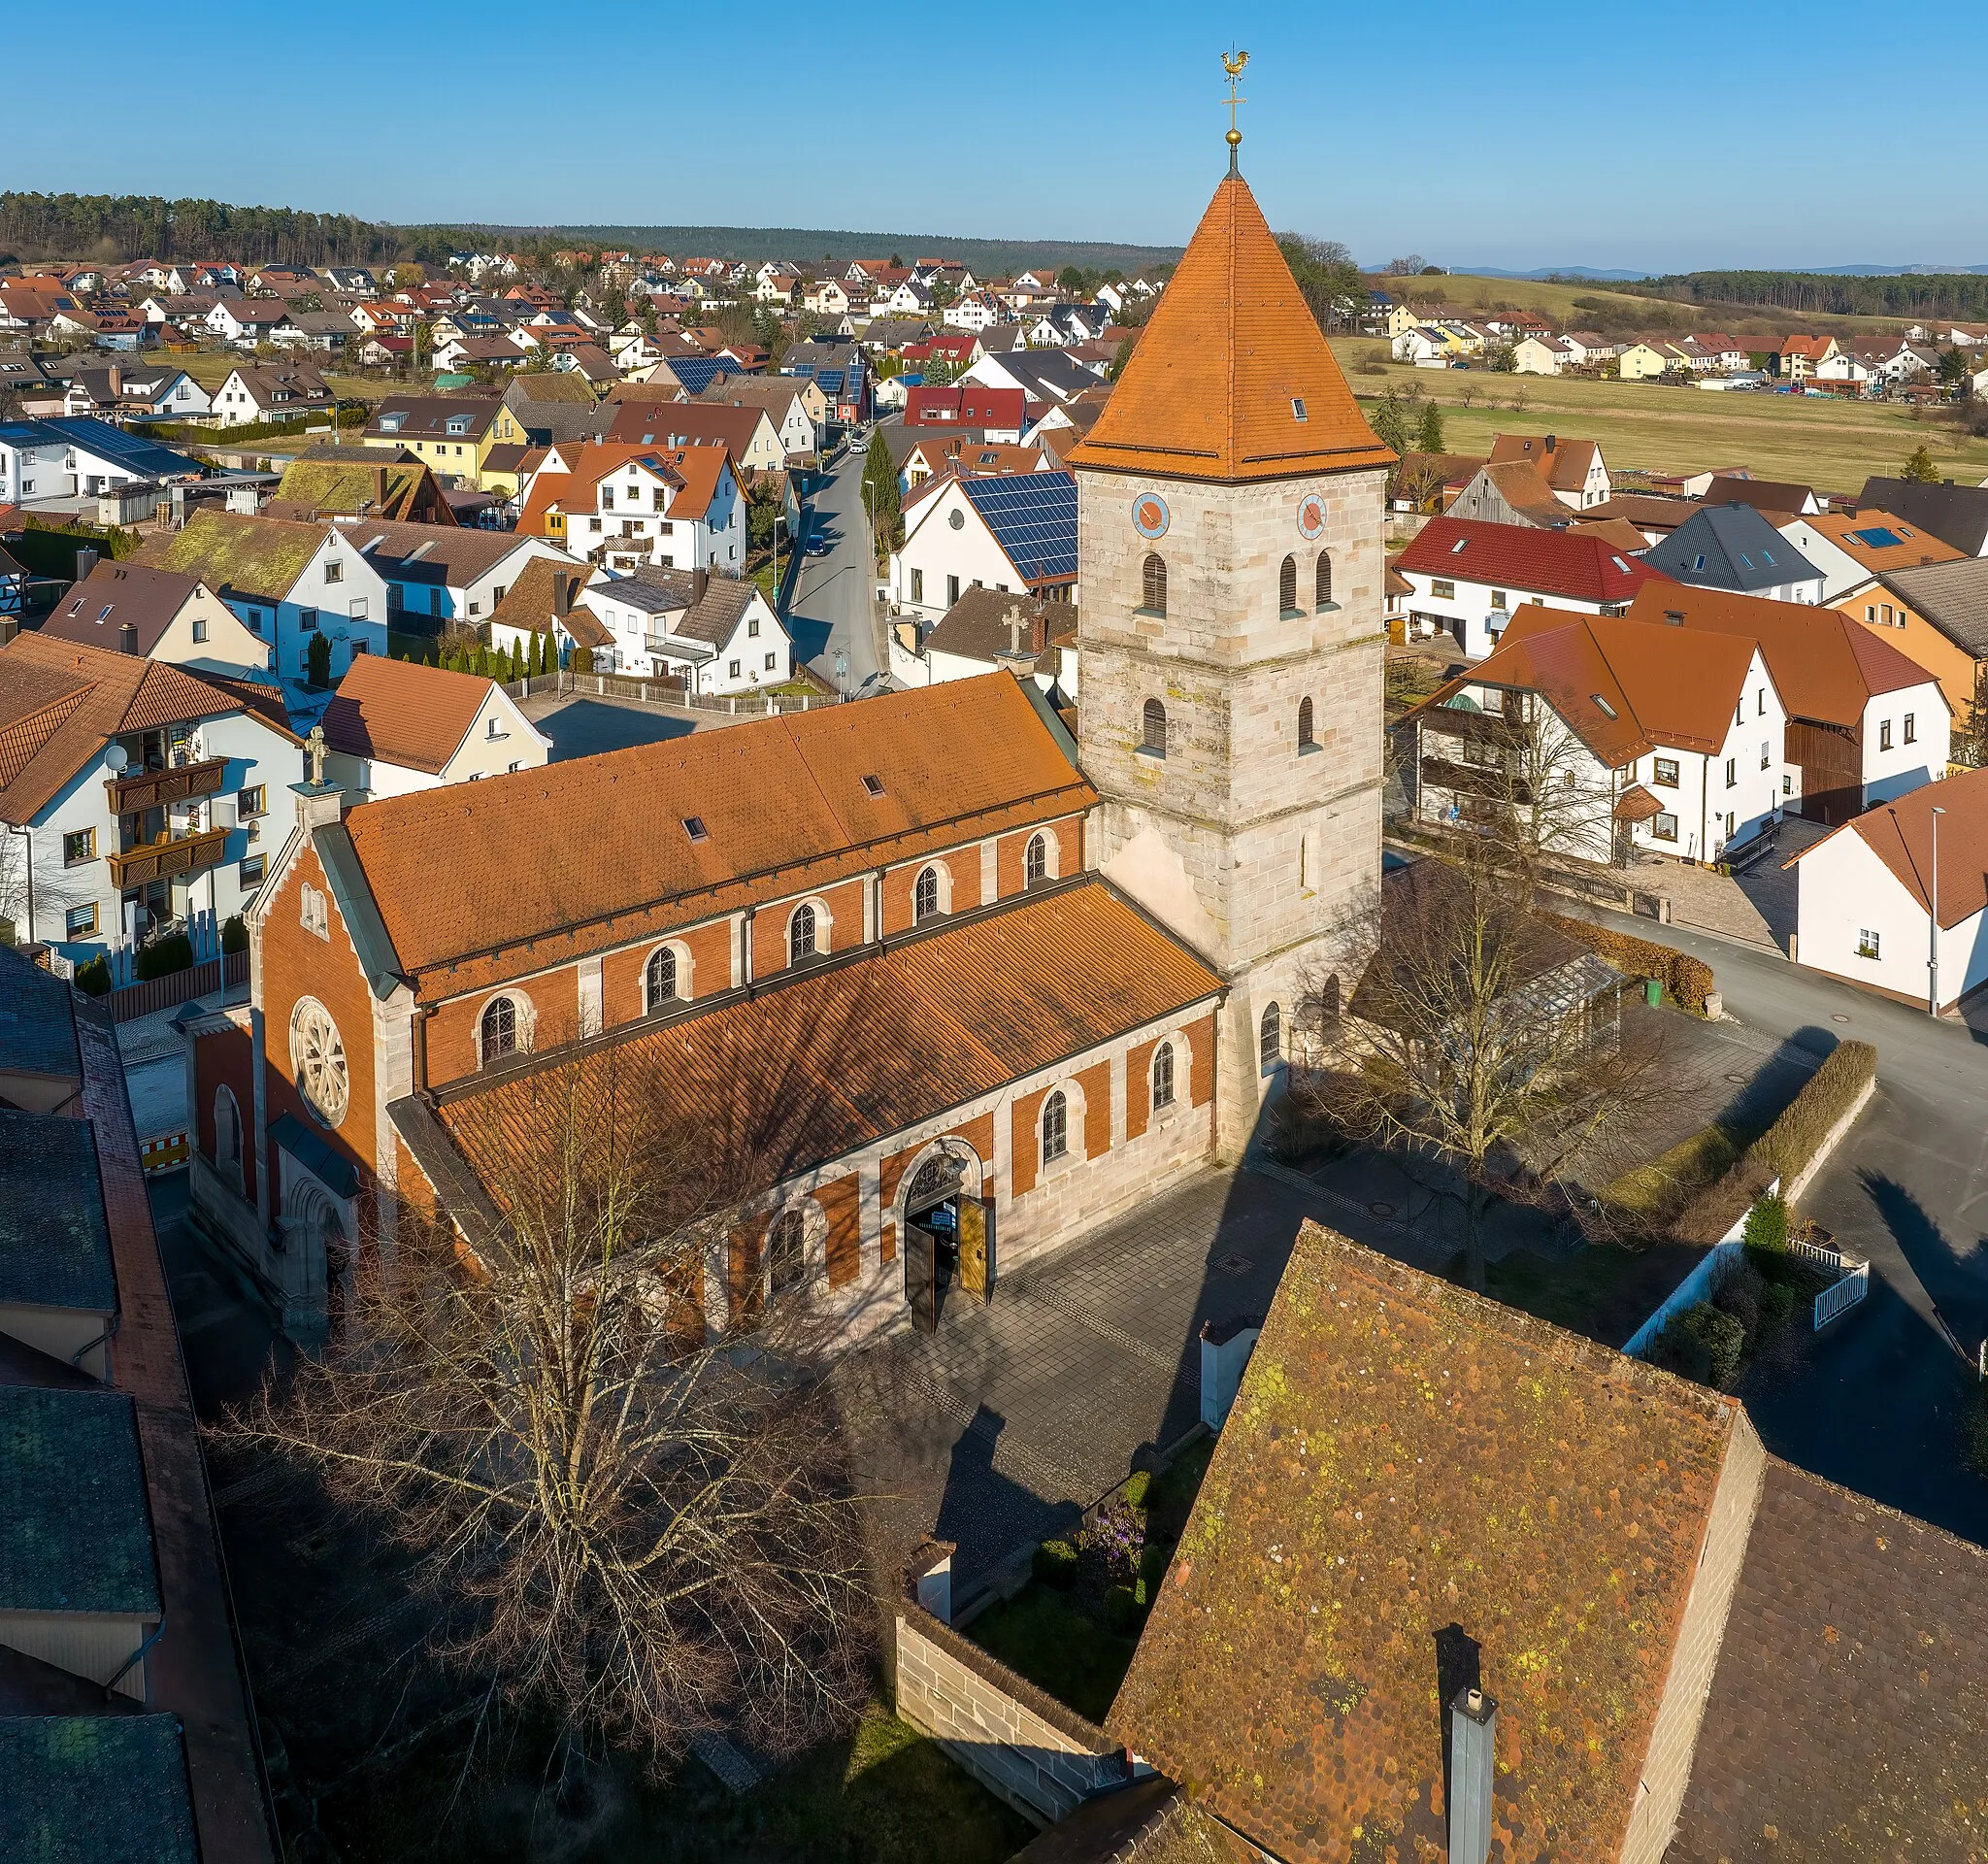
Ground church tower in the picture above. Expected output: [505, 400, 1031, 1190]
[1069, 132, 1393, 1156]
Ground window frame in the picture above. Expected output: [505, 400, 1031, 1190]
[1140, 698, 1168, 759]
[62, 827, 95, 867]
[1041, 1088, 1069, 1164]
[645, 944, 679, 1011]
[1651, 757, 1679, 788]
[1259, 1002, 1282, 1074]
[1151, 1040, 1176, 1112]
[788, 900, 819, 964]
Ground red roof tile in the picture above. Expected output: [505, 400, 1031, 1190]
[1396, 516, 1673, 605]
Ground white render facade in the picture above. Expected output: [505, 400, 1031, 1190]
[323, 683, 550, 801]
[891, 478, 1051, 623]
[1793, 824, 1988, 1011]
[219, 534, 389, 683]
[1395, 574, 1628, 660]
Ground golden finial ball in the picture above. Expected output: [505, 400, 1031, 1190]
[1226, 128, 1242, 147]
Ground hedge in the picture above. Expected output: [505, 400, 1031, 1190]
[134, 932, 193, 982]
[1543, 913, 1717, 1015]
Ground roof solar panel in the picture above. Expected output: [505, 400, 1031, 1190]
[1851, 526, 1905, 549]
[961, 473, 1078, 582]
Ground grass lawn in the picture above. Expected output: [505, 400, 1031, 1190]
[968, 1586, 1141, 1725]
[1329, 338, 1988, 492]
[1427, 274, 1916, 341]
[1481, 1239, 1705, 1350]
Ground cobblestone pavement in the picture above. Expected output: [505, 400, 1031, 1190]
[836, 1166, 1430, 1595]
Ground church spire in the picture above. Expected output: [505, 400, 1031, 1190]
[1222, 49, 1247, 176]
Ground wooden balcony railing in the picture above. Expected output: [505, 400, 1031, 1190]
[106, 823, 231, 889]
[106, 756, 226, 816]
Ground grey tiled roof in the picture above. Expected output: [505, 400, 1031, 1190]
[1643, 504, 1823, 594]
[0, 1109, 115, 1314]
[0, 1386, 160, 1615]
[1880, 554, 1988, 656]
[1859, 476, 1988, 555]
[0, 1715, 198, 1864]
[0, 946, 81, 1086]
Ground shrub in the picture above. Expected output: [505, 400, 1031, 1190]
[1760, 1280, 1796, 1325]
[1119, 1470, 1150, 1512]
[571, 645, 594, 675]
[1751, 1042, 1876, 1183]
[1032, 1540, 1078, 1589]
[1542, 914, 1717, 1015]
[220, 915, 248, 955]
[1104, 1583, 1145, 1636]
[1743, 1191, 1789, 1255]
[1683, 1303, 1746, 1387]
[1711, 1259, 1763, 1342]
[73, 955, 113, 996]
[134, 932, 193, 982]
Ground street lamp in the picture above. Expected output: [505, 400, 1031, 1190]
[1929, 803, 1945, 1016]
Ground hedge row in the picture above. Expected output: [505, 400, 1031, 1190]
[1544, 913, 1717, 1015]
[1672, 1042, 1877, 1244]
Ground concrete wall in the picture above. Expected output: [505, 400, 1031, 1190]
[0, 1609, 156, 1701]
[895, 1607, 1128, 1826]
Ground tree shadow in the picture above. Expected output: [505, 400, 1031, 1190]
[933, 1404, 1078, 1589]
[534, 698, 698, 758]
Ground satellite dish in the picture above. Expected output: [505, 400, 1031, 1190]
[104, 744, 128, 776]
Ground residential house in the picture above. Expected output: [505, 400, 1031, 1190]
[903, 384, 1027, 441]
[1446, 459, 1574, 530]
[698, 375, 822, 461]
[575, 564, 790, 693]
[137, 510, 389, 683]
[57, 363, 210, 422]
[205, 301, 288, 348]
[519, 441, 744, 574]
[1509, 334, 1574, 376]
[1559, 330, 1618, 366]
[498, 373, 614, 448]
[432, 335, 529, 373]
[319, 654, 549, 800]
[1409, 606, 1787, 863]
[265, 449, 459, 526]
[0, 631, 301, 959]
[486, 558, 613, 670]
[1780, 509, 1966, 603]
[1857, 476, 1988, 556]
[604, 398, 784, 477]
[360, 395, 505, 486]
[1616, 341, 1674, 381]
[1391, 516, 1671, 656]
[39, 561, 273, 678]
[0, 416, 204, 507]
[270, 309, 352, 356]
[1777, 333, 1839, 380]
[211, 364, 334, 428]
[1574, 493, 1702, 545]
[348, 519, 569, 628]
[959, 346, 1097, 408]
[899, 586, 1072, 699]
[1790, 766, 1988, 1010]
[320, 266, 377, 296]
[803, 278, 851, 316]
[1624, 582, 1946, 823]
[1705, 474, 1823, 521]
[1487, 432, 1610, 510]
[891, 470, 1077, 620]
[1692, 333, 1751, 372]
[1644, 504, 1825, 604]
[1391, 323, 1456, 367]
[1859, 555, 1988, 725]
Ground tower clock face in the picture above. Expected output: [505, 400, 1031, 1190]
[1297, 493, 1327, 540]
[1132, 491, 1170, 540]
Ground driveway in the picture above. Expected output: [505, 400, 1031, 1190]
[788, 445, 885, 694]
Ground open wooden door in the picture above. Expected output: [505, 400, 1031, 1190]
[904, 1223, 939, 1333]
[957, 1196, 996, 1304]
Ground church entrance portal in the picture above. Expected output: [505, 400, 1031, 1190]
[902, 1150, 994, 1333]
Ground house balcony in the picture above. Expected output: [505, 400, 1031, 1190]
[1420, 755, 1532, 805]
[106, 822, 231, 889]
[105, 755, 226, 816]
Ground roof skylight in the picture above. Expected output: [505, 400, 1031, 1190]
[682, 816, 708, 842]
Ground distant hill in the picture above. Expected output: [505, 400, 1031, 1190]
[1445, 265, 1653, 283]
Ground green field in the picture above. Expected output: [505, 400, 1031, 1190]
[1330, 338, 1988, 494]
[1424, 274, 1918, 340]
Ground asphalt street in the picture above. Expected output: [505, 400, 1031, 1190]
[788, 443, 887, 694]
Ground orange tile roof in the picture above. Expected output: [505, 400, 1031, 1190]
[340, 671, 1096, 993]
[431, 876, 1220, 1195]
[1799, 509, 1968, 577]
[1066, 170, 1392, 483]
[320, 655, 498, 777]
[1793, 765, 1988, 929]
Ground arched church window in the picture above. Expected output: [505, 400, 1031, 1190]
[789, 903, 818, 964]
[480, 995, 518, 1064]
[1259, 1002, 1282, 1073]
[1298, 697, 1315, 749]
[1279, 554, 1299, 616]
[1152, 1042, 1176, 1111]
[1142, 699, 1167, 757]
[1142, 552, 1167, 616]
[914, 865, 942, 922]
[1315, 551, 1335, 608]
[1042, 1089, 1069, 1163]
[646, 946, 678, 1010]
[769, 1209, 807, 1294]
[1025, 832, 1049, 886]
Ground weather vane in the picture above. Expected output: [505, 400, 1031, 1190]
[1222, 48, 1249, 171]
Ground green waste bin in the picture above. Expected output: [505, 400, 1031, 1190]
[1643, 978, 1663, 1008]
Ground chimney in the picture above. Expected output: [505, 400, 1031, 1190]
[1447, 1687, 1498, 1864]
[691, 564, 709, 606]
[373, 463, 388, 511]
[1544, 433, 1557, 453]
[75, 546, 100, 581]
[117, 620, 139, 655]
[552, 570, 575, 616]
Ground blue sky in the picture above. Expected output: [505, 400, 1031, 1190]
[15, 4, 1983, 273]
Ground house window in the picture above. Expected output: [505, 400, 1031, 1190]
[1278, 554, 1299, 616]
[1879, 719, 1893, 750]
[1757, 688, 1767, 716]
[192, 618, 208, 643]
[62, 828, 95, 866]
[1430, 579, 1455, 600]
[1141, 552, 1167, 616]
[324, 560, 343, 584]
[1652, 757, 1679, 787]
[1025, 832, 1049, 886]
[480, 995, 520, 1062]
[300, 609, 318, 632]
[1489, 589, 1508, 611]
[1905, 713, 1916, 744]
[1259, 1003, 1282, 1073]
[768, 1209, 806, 1295]
[1653, 812, 1678, 842]
[765, 652, 777, 670]
[239, 854, 265, 886]
[1725, 758, 1737, 788]
[747, 618, 760, 637]
[238, 785, 266, 818]
[1042, 1089, 1069, 1163]
[914, 865, 943, 922]
[1760, 741, 1770, 770]
[1152, 1040, 1176, 1111]
[646, 946, 678, 1009]
[789, 902, 817, 963]
[1315, 553, 1334, 608]
[729, 659, 741, 678]
[946, 574, 960, 606]
[1142, 698, 1167, 757]
[1857, 928, 1881, 960]
[66, 903, 98, 938]
[1298, 697, 1316, 750]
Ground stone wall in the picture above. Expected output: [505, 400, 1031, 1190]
[895, 1605, 1129, 1827]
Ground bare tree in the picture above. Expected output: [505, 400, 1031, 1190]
[1504, 697, 1623, 867]
[1289, 835, 1666, 1290]
[228, 1052, 872, 1775]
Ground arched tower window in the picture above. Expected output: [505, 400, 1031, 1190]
[789, 903, 817, 963]
[1142, 552, 1167, 616]
[1151, 1041, 1176, 1111]
[914, 865, 942, 922]
[1278, 554, 1299, 616]
[1142, 698, 1167, 757]
[1315, 552, 1334, 608]
[1259, 1002, 1282, 1073]
[645, 947, 678, 1010]
[1042, 1090, 1069, 1163]
[1025, 833, 1049, 886]
[1298, 697, 1315, 749]
[480, 996, 518, 1063]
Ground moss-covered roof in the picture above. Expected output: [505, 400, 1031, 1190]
[268, 456, 435, 521]
[0, 1715, 198, 1864]
[136, 507, 326, 601]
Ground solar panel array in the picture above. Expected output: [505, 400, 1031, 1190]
[962, 472, 1077, 582]
[1851, 526, 1905, 549]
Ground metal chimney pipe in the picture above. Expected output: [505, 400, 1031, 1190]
[1448, 1687, 1498, 1864]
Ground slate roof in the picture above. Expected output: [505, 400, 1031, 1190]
[363, 394, 502, 444]
[0, 944, 81, 1085]
[0, 1715, 199, 1864]
[614, 567, 766, 648]
[0, 1385, 161, 1615]
[1642, 505, 1823, 594]
[0, 1108, 115, 1314]
[1109, 1224, 1741, 1864]
[1068, 171, 1393, 482]
[1671, 1460, 1988, 1862]
[1878, 554, 1988, 655]
[433, 877, 1220, 1197]
[320, 654, 499, 777]
[1857, 477, 1988, 556]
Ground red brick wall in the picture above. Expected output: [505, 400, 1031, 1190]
[600, 916, 734, 1026]
[881, 847, 985, 932]
[816, 1174, 862, 1288]
[1125, 1035, 1157, 1142]
[426, 965, 583, 1087]
[393, 1135, 436, 1223]
[1185, 1013, 1215, 1107]
[1077, 1059, 1111, 1159]
[750, 876, 868, 977]
[727, 1226, 758, 1328]
[1011, 1085, 1049, 1197]
[193, 1021, 259, 1204]
[993, 815, 1081, 897]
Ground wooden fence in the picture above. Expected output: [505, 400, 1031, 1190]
[508, 670, 835, 716]
[106, 948, 248, 1024]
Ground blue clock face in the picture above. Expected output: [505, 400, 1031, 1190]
[1297, 493, 1326, 540]
[1133, 491, 1170, 540]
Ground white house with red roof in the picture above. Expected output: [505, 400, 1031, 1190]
[1393, 516, 1673, 656]
[518, 441, 744, 575]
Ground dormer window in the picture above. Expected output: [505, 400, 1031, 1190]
[446, 416, 469, 435]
